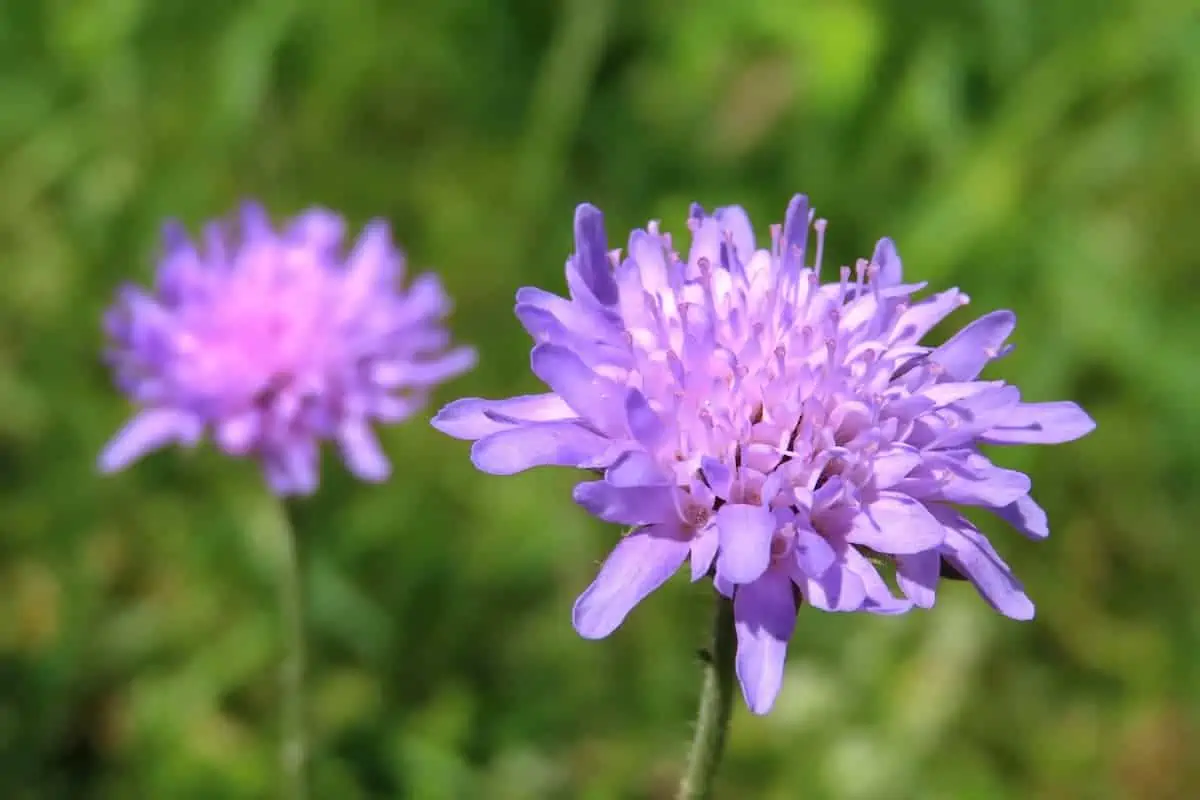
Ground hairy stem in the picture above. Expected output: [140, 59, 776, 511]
[677, 593, 737, 800]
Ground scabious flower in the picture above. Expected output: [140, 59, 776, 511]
[101, 203, 475, 495]
[432, 195, 1094, 714]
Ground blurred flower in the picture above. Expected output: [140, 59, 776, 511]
[101, 203, 475, 495]
[432, 195, 1094, 714]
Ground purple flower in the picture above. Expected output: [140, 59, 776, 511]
[101, 203, 475, 495]
[432, 195, 1094, 714]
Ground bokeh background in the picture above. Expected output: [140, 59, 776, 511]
[3, 0, 1199, 797]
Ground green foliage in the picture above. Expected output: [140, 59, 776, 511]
[2, 0, 1198, 796]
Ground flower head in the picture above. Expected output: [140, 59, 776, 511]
[101, 203, 475, 495]
[433, 195, 1094, 714]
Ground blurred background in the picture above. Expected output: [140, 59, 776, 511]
[2, 0, 1199, 797]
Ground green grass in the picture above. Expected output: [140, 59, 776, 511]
[2, 0, 1199, 797]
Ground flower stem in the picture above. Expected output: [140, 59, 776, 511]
[277, 502, 307, 800]
[677, 592, 737, 800]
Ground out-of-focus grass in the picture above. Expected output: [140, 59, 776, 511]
[1, 0, 1198, 797]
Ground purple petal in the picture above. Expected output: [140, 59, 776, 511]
[715, 503, 777, 584]
[515, 286, 617, 344]
[896, 551, 940, 609]
[844, 549, 915, 614]
[572, 525, 689, 638]
[930, 310, 1016, 381]
[215, 411, 260, 456]
[530, 344, 627, 436]
[263, 439, 319, 497]
[990, 494, 1049, 540]
[432, 394, 575, 440]
[690, 527, 718, 581]
[848, 492, 946, 554]
[714, 205, 756, 267]
[567, 204, 618, 306]
[380, 348, 477, 388]
[800, 562, 867, 612]
[285, 208, 344, 251]
[700, 457, 733, 498]
[792, 526, 836, 578]
[914, 384, 1022, 448]
[930, 505, 1034, 620]
[629, 229, 670, 293]
[99, 408, 203, 472]
[980, 401, 1096, 445]
[470, 422, 608, 475]
[871, 237, 903, 287]
[338, 418, 390, 482]
[933, 454, 1032, 507]
[687, 216, 723, 274]
[573, 481, 679, 525]
[339, 222, 398, 316]
[780, 194, 810, 269]
[734, 571, 796, 715]
[890, 289, 969, 345]
[605, 450, 672, 487]
[625, 389, 667, 449]
[872, 445, 923, 489]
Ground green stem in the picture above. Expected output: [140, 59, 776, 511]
[277, 502, 307, 800]
[677, 593, 737, 800]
